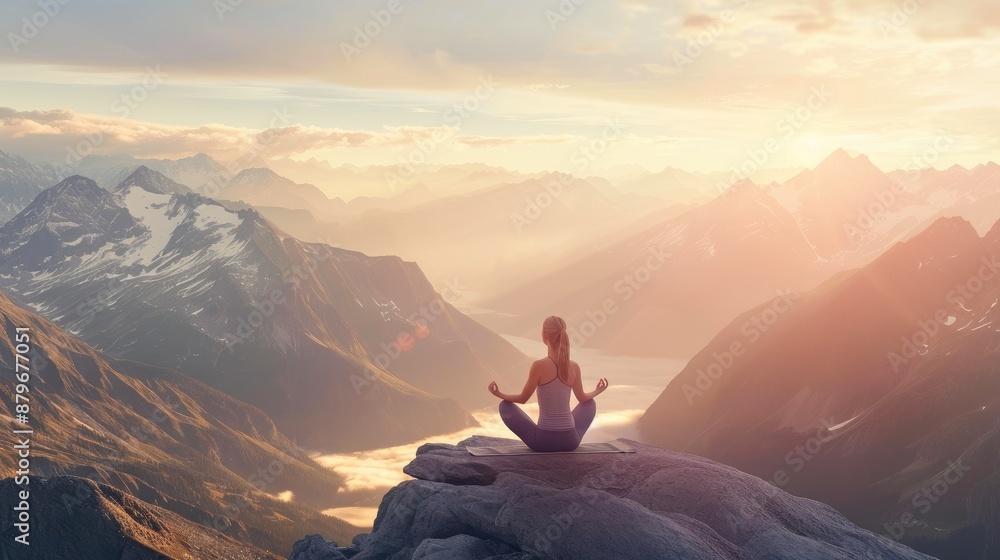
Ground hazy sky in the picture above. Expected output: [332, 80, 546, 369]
[1, 0, 997, 173]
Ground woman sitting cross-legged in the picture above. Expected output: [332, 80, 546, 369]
[488, 315, 609, 452]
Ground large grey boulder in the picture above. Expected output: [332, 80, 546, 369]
[311, 436, 939, 559]
[289, 534, 351, 560]
[410, 534, 518, 559]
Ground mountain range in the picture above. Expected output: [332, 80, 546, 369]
[485, 150, 1000, 361]
[258, 173, 673, 302]
[67, 152, 234, 194]
[266, 158, 540, 200]
[0, 169, 526, 452]
[4, 145, 1000, 558]
[486, 179, 832, 357]
[639, 215, 1000, 558]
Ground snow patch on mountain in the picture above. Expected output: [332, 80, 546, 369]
[121, 187, 178, 265]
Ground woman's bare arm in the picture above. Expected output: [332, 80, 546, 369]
[572, 363, 608, 402]
[489, 361, 542, 403]
[572, 363, 589, 402]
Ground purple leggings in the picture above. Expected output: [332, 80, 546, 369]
[499, 399, 597, 452]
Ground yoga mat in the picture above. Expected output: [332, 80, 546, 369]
[467, 439, 635, 456]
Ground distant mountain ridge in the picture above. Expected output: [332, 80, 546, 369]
[66, 152, 234, 193]
[266, 158, 541, 200]
[262, 172, 670, 301]
[219, 166, 346, 218]
[0, 149, 62, 223]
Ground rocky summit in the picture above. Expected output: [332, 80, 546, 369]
[291, 436, 936, 560]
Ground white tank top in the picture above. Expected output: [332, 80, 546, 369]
[537, 361, 575, 430]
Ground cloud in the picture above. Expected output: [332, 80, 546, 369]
[456, 134, 578, 148]
[682, 13, 721, 29]
[758, 0, 1000, 39]
[1, 0, 997, 115]
[0, 107, 583, 164]
[321, 506, 379, 528]
[1, 2, 998, 172]
[312, 408, 521, 493]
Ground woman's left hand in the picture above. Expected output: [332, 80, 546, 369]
[594, 377, 609, 396]
[488, 381, 502, 398]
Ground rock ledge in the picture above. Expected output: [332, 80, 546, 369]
[292, 436, 936, 560]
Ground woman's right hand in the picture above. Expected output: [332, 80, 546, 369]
[593, 378, 609, 396]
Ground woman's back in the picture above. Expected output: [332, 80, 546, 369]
[536, 357, 576, 430]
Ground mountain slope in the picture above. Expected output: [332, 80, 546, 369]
[0, 476, 282, 559]
[639, 216, 1000, 558]
[0, 288, 356, 555]
[0, 175, 526, 452]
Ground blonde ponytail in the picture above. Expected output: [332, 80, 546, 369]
[543, 316, 571, 384]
